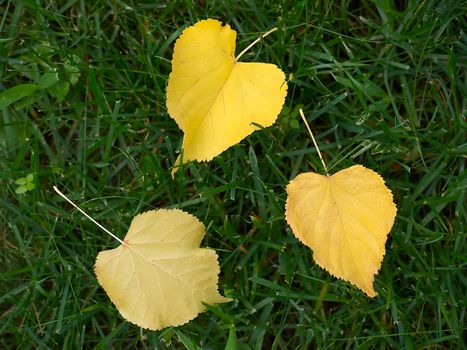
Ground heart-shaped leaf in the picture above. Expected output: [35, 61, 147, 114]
[94, 209, 230, 330]
[166, 19, 287, 165]
[285, 165, 397, 297]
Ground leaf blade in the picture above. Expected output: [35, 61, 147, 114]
[0, 84, 38, 109]
[166, 19, 287, 164]
[285, 165, 397, 296]
[94, 209, 230, 330]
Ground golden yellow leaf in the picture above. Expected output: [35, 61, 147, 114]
[166, 19, 287, 165]
[94, 209, 230, 330]
[285, 165, 397, 297]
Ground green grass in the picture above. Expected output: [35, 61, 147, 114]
[1, 0, 465, 349]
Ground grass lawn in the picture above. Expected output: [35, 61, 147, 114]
[1, 1, 465, 349]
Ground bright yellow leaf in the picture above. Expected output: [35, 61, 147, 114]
[94, 209, 230, 330]
[166, 19, 287, 166]
[285, 165, 397, 297]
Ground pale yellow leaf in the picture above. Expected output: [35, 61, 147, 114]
[94, 209, 230, 330]
[166, 19, 287, 165]
[285, 165, 397, 297]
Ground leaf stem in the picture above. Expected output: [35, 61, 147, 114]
[236, 27, 278, 61]
[299, 108, 329, 176]
[53, 186, 126, 246]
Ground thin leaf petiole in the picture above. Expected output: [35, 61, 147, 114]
[299, 108, 329, 176]
[53, 186, 126, 245]
[236, 27, 278, 61]
[53, 186, 159, 264]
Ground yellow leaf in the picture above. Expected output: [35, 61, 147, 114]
[94, 209, 230, 330]
[285, 165, 397, 297]
[166, 19, 287, 165]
